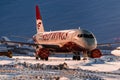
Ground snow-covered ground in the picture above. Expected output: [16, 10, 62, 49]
[0, 54, 120, 80]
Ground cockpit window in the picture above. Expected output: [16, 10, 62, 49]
[78, 34, 94, 38]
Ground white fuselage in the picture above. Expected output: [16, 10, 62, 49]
[33, 29, 97, 51]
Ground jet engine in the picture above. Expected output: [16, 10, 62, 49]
[36, 48, 50, 60]
[88, 49, 102, 58]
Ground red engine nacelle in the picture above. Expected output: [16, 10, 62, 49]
[37, 48, 50, 60]
[90, 49, 102, 58]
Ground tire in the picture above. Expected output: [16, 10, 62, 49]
[77, 56, 81, 60]
[73, 56, 76, 60]
[73, 55, 81, 60]
[45, 57, 48, 61]
[36, 57, 39, 60]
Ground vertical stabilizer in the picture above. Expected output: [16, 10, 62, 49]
[1, 36, 10, 41]
[36, 5, 44, 33]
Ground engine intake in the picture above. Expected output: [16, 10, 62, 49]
[37, 48, 50, 60]
[88, 49, 102, 58]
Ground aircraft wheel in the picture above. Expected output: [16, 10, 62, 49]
[73, 55, 81, 60]
[40, 58, 44, 60]
[36, 57, 39, 60]
[77, 56, 81, 60]
[73, 56, 76, 60]
[45, 57, 48, 61]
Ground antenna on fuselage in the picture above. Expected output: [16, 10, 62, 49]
[78, 27, 81, 29]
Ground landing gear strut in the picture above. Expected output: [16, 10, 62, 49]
[73, 52, 81, 60]
[83, 50, 88, 60]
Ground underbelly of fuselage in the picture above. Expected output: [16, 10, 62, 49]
[51, 42, 87, 53]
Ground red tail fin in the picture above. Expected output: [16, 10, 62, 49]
[36, 5, 42, 20]
[36, 5, 44, 33]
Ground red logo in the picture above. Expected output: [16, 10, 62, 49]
[37, 22, 41, 29]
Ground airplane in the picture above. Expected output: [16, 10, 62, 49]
[0, 36, 35, 56]
[33, 5, 103, 60]
[0, 36, 19, 48]
[0, 5, 120, 60]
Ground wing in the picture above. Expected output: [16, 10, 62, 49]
[97, 42, 120, 46]
[0, 40, 60, 49]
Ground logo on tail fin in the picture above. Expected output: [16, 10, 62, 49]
[36, 5, 44, 33]
[37, 20, 42, 29]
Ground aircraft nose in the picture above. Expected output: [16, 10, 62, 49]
[84, 38, 97, 50]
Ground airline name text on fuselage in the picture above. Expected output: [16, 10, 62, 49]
[38, 32, 68, 41]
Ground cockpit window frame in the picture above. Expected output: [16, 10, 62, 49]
[77, 34, 94, 38]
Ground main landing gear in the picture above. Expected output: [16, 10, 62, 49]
[72, 51, 88, 60]
[36, 56, 39, 60]
[73, 52, 81, 60]
[35, 56, 48, 61]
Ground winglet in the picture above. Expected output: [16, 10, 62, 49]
[36, 5, 44, 33]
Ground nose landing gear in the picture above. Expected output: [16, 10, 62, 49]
[73, 52, 81, 60]
[82, 50, 88, 60]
